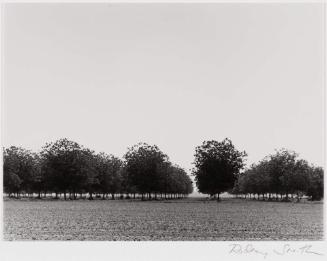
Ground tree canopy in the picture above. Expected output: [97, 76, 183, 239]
[192, 138, 247, 199]
[124, 143, 193, 199]
[3, 138, 323, 202]
[3, 139, 193, 200]
[232, 149, 323, 201]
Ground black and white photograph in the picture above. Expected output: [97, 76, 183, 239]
[1, 0, 325, 249]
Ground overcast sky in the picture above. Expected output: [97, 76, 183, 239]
[2, 4, 325, 194]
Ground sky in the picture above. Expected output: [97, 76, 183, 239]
[2, 4, 325, 195]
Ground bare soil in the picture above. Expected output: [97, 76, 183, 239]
[3, 198, 323, 241]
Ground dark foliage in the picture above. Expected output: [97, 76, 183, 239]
[232, 149, 324, 201]
[3, 139, 193, 200]
[192, 138, 247, 199]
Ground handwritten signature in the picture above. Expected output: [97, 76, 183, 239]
[229, 243, 324, 259]
[273, 244, 323, 256]
[229, 244, 269, 258]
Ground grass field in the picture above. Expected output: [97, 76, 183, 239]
[3, 198, 324, 241]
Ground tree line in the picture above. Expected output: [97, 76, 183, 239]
[231, 149, 324, 201]
[192, 138, 323, 201]
[3, 137, 324, 202]
[3, 138, 193, 200]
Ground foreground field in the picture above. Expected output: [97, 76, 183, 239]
[3, 198, 323, 241]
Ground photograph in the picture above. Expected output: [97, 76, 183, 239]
[1, 2, 324, 242]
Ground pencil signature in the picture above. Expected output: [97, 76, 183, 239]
[229, 243, 268, 259]
[273, 244, 323, 256]
[229, 243, 324, 259]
